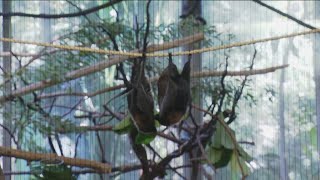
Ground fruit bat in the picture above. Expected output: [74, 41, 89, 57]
[127, 58, 156, 134]
[157, 53, 191, 126]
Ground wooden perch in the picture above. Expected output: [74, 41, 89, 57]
[39, 64, 289, 99]
[0, 33, 204, 103]
[192, 64, 289, 78]
[0, 146, 112, 173]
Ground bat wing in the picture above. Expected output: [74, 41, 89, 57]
[158, 79, 179, 125]
[157, 73, 169, 107]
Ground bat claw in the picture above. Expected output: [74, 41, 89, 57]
[178, 141, 189, 154]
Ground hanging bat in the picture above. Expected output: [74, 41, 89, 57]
[127, 58, 156, 134]
[157, 53, 191, 126]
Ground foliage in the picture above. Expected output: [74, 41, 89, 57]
[206, 116, 252, 178]
[30, 160, 76, 180]
[310, 126, 317, 148]
[4, 12, 258, 179]
[2, 1, 311, 180]
[113, 115, 159, 144]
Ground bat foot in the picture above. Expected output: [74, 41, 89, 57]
[178, 141, 189, 154]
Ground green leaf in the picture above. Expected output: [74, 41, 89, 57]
[55, 120, 80, 134]
[181, 110, 189, 121]
[113, 115, 133, 134]
[43, 165, 75, 180]
[206, 114, 252, 170]
[230, 151, 250, 180]
[30, 161, 76, 180]
[155, 120, 161, 128]
[310, 126, 317, 148]
[213, 120, 235, 149]
[30, 161, 43, 179]
[154, 111, 161, 128]
[240, 157, 250, 177]
[207, 147, 222, 164]
[207, 147, 233, 168]
[237, 145, 253, 162]
[135, 133, 156, 145]
[215, 148, 233, 168]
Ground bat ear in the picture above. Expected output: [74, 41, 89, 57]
[181, 54, 191, 80]
[168, 52, 173, 64]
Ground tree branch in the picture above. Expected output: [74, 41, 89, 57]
[0, 33, 204, 103]
[0, 52, 39, 57]
[0, 34, 112, 86]
[0, 0, 122, 19]
[252, 0, 316, 29]
[0, 146, 112, 173]
[227, 48, 257, 124]
[38, 64, 289, 99]
[0, 124, 19, 148]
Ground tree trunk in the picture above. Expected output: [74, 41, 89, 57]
[0, 165, 4, 180]
[181, 1, 203, 179]
[2, 1, 12, 180]
[278, 42, 289, 180]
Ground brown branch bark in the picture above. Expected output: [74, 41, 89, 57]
[193, 64, 289, 77]
[3, 164, 191, 176]
[0, 146, 112, 173]
[39, 64, 289, 99]
[0, 33, 204, 103]
[0, 0, 122, 19]
[2, 164, 142, 176]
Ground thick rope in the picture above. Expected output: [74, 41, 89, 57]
[1, 28, 319, 57]
[0, 37, 142, 57]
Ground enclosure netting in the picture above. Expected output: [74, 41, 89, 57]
[0, 1, 319, 180]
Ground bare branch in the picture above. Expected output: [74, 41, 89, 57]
[0, 124, 19, 148]
[0, 0, 122, 19]
[238, 141, 255, 146]
[0, 52, 38, 57]
[227, 49, 257, 124]
[252, 0, 316, 29]
[56, 125, 114, 134]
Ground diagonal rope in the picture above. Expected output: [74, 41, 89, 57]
[0, 37, 142, 57]
[0, 28, 319, 57]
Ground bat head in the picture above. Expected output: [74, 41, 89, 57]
[181, 55, 191, 81]
[167, 53, 179, 78]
